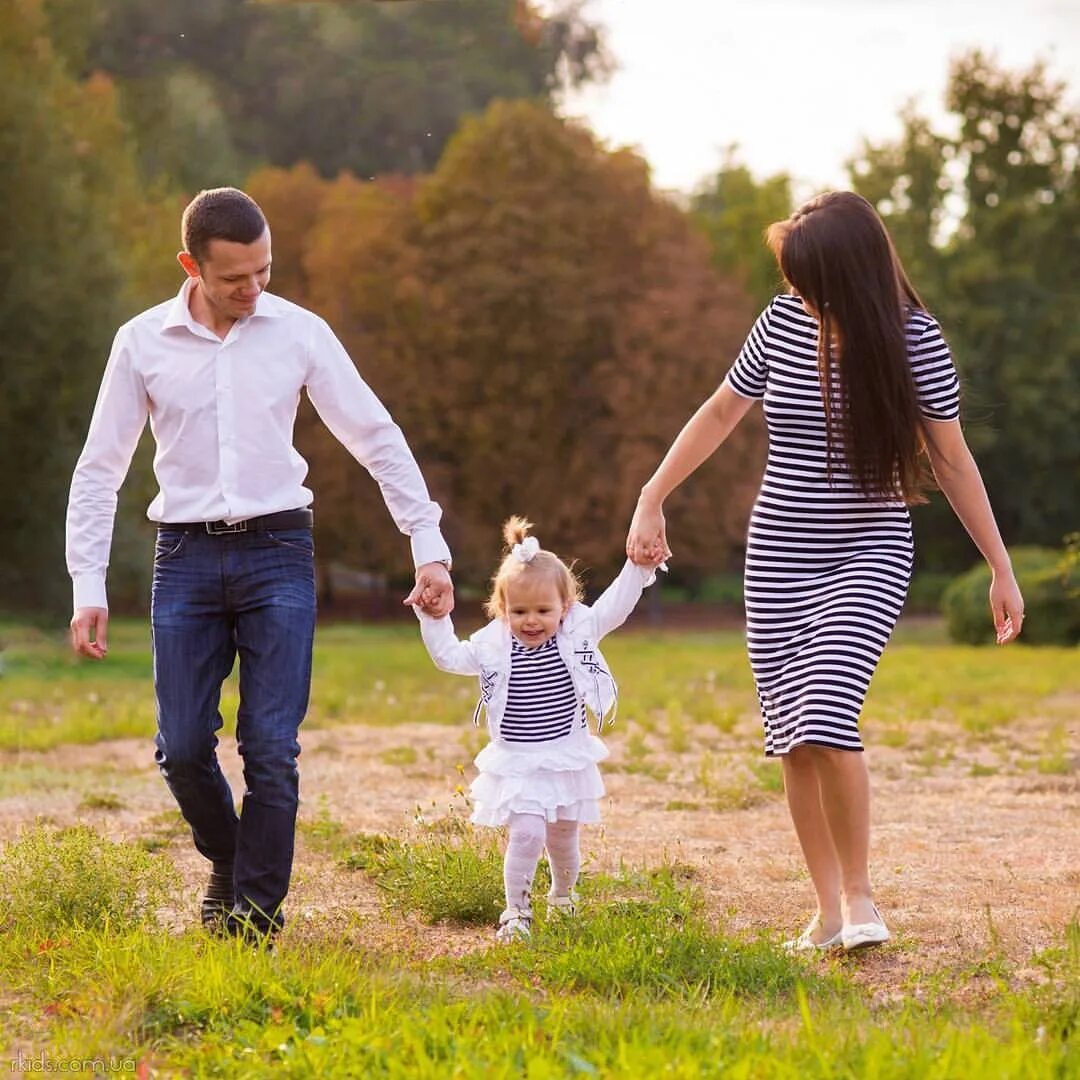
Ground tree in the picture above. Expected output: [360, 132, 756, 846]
[247, 103, 761, 595]
[47, 0, 610, 185]
[850, 52, 1079, 567]
[0, 0, 174, 612]
[409, 101, 761, 585]
[690, 150, 792, 311]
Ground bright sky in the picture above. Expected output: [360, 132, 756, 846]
[552, 0, 1080, 198]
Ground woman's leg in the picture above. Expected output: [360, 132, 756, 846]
[782, 747, 843, 940]
[544, 820, 580, 899]
[811, 747, 878, 926]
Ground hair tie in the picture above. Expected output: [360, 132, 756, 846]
[512, 537, 540, 563]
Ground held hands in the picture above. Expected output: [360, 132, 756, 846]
[404, 562, 454, 618]
[626, 494, 672, 568]
[990, 569, 1024, 645]
[70, 607, 109, 660]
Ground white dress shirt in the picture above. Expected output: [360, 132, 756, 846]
[66, 280, 451, 611]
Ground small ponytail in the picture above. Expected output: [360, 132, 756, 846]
[502, 515, 533, 550]
[485, 516, 582, 619]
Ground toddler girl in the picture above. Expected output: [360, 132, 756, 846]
[414, 516, 660, 941]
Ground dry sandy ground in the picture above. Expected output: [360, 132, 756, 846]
[2, 715, 1077, 1001]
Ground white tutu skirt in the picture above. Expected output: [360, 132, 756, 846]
[469, 727, 609, 827]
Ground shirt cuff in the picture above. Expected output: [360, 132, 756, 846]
[410, 527, 452, 571]
[73, 574, 108, 612]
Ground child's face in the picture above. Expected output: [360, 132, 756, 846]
[505, 577, 568, 648]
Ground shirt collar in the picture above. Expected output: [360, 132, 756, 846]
[160, 278, 287, 335]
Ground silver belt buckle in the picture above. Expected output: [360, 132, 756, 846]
[206, 519, 248, 534]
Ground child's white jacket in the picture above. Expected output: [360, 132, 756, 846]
[415, 559, 659, 737]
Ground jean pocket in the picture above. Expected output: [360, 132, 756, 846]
[154, 532, 187, 562]
[267, 529, 314, 555]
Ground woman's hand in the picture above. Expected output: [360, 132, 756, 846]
[626, 495, 671, 567]
[989, 568, 1024, 644]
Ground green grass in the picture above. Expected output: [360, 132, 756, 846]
[0, 826, 1076, 1077]
[2, 620, 1078, 1074]
[2, 618, 1076, 753]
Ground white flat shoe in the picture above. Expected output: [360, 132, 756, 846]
[782, 917, 843, 953]
[495, 907, 532, 943]
[842, 905, 890, 951]
[547, 890, 578, 917]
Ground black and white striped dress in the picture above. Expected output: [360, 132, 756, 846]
[725, 294, 960, 755]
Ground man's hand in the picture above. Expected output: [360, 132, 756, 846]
[403, 562, 454, 618]
[70, 606, 110, 660]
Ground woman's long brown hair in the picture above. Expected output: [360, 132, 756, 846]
[766, 191, 930, 503]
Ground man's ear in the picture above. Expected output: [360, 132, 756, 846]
[177, 251, 200, 278]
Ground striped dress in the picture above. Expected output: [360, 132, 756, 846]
[724, 294, 960, 755]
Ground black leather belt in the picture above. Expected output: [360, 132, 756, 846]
[159, 508, 314, 535]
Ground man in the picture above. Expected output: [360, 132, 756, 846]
[66, 187, 453, 939]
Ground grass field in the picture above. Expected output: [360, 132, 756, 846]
[0, 617, 1077, 1077]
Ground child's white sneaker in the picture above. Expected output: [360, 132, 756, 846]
[546, 890, 579, 917]
[495, 907, 532, 943]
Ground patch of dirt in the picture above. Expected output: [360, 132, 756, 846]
[1, 712, 1077, 999]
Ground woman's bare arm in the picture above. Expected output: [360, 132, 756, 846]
[923, 419, 1024, 643]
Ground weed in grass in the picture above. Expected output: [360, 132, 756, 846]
[970, 762, 1000, 778]
[78, 791, 126, 811]
[342, 815, 503, 926]
[664, 799, 700, 812]
[878, 724, 911, 748]
[379, 745, 419, 767]
[298, 800, 350, 857]
[1036, 723, 1074, 776]
[689, 696, 741, 733]
[1, 824, 179, 933]
[957, 701, 1021, 735]
[914, 745, 955, 771]
[621, 729, 670, 780]
[458, 726, 486, 759]
[625, 729, 649, 764]
[748, 757, 783, 794]
[664, 702, 690, 754]
[0, 764, 84, 798]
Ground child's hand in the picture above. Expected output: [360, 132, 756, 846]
[404, 562, 454, 618]
[626, 498, 671, 567]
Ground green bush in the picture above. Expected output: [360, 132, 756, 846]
[942, 547, 1080, 645]
[1, 824, 180, 933]
[906, 571, 956, 613]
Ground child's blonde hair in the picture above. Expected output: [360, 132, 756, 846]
[484, 516, 583, 620]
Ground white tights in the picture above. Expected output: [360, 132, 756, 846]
[503, 813, 581, 914]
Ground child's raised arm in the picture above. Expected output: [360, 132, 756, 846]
[589, 559, 662, 640]
[414, 610, 483, 675]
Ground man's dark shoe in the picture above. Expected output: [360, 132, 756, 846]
[225, 905, 280, 952]
[200, 862, 235, 934]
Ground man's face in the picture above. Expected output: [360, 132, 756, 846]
[184, 230, 272, 322]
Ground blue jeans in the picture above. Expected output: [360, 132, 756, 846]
[150, 525, 316, 932]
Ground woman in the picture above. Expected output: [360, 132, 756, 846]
[626, 191, 1024, 951]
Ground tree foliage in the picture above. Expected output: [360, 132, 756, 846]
[850, 51, 1079, 566]
[0, 0, 175, 611]
[43, 0, 610, 188]
[250, 103, 761, 592]
[690, 151, 793, 311]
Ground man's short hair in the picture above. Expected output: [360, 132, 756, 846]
[181, 188, 267, 264]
